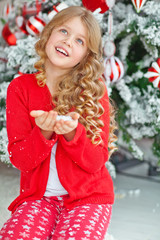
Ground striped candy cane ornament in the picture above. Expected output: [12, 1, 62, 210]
[104, 56, 124, 83]
[131, 0, 147, 13]
[26, 15, 46, 36]
[144, 58, 160, 89]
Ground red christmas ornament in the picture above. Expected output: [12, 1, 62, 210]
[104, 56, 124, 83]
[144, 58, 160, 89]
[26, 15, 46, 36]
[2, 16, 29, 45]
[82, 0, 109, 13]
[48, 2, 68, 21]
[131, 0, 147, 13]
[2, 23, 17, 45]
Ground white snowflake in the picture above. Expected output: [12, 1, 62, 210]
[85, 225, 95, 230]
[9, 224, 15, 228]
[82, 206, 90, 209]
[17, 209, 23, 213]
[37, 226, 45, 231]
[90, 216, 98, 221]
[28, 209, 39, 215]
[59, 230, 66, 236]
[93, 212, 99, 217]
[72, 224, 80, 228]
[12, 219, 18, 222]
[69, 231, 76, 236]
[35, 231, 42, 236]
[89, 220, 96, 225]
[24, 219, 34, 225]
[19, 232, 30, 238]
[77, 214, 85, 217]
[41, 216, 48, 221]
[22, 225, 31, 231]
[84, 230, 91, 236]
[96, 230, 102, 236]
[39, 220, 46, 226]
[44, 207, 51, 212]
[26, 214, 34, 218]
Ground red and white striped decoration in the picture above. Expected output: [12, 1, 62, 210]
[16, 16, 28, 35]
[48, 2, 68, 20]
[3, 3, 13, 19]
[104, 56, 124, 83]
[131, 0, 147, 13]
[144, 58, 160, 89]
[26, 16, 46, 36]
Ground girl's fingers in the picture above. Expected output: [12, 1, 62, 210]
[30, 110, 45, 117]
[44, 111, 57, 127]
[30, 110, 78, 132]
[54, 119, 76, 134]
[30, 111, 79, 120]
[30, 110, 58, 131]
[54, 122, 64, 134]
[68, 112, 80, 120]
[36, 112, 49, 126]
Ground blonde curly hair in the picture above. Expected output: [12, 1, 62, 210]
[34, 6, 117, 158]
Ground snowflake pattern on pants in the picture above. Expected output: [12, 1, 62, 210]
[0, 195, 112, 240]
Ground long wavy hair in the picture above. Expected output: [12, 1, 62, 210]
[34, 6, 117, 158]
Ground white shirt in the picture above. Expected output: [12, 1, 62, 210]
[44, 142, 68, 197]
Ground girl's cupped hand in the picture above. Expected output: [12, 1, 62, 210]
[30, 110, 57, 132]
[30, 110, 79, 135]
[54, 112, 79, 135]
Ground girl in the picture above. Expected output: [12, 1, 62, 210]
[0, 6, 117, 240]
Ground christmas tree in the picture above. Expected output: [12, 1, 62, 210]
[0, 0, 160, 176]
[109, 0, 160, 171]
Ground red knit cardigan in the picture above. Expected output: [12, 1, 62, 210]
[6, 73, 114, 213]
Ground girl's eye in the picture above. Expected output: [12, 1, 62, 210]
[77, 38, 83, 45]
[60, 29, 67, 34]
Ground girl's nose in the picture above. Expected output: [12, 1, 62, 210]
[63, 36, 73, 47]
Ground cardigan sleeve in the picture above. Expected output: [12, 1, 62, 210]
[6, 78, 57, 172]
[58, 87, 110, 173]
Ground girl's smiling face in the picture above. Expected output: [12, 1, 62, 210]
[45, 17, 88, 71]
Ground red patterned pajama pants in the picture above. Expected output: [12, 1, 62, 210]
[0, 195, 112, 240]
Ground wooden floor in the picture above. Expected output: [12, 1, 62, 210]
[0, 161, 160, 240]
